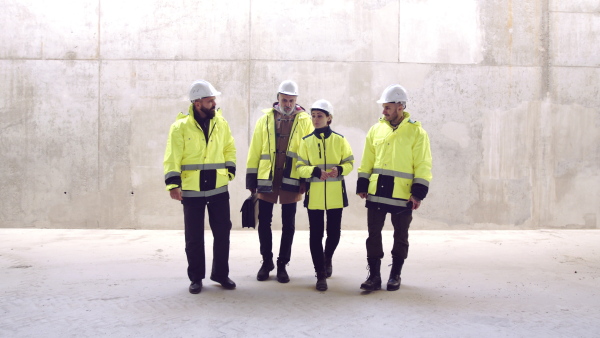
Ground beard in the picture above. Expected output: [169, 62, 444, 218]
[279, 104, 295, 115]
[200, 106, 216, 119]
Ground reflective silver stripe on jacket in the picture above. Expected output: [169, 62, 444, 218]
[367, 195, 408, 207]
[297, 156, 309, 166]
[225, 161, 236, 167]
[181, 163, 227, 171]
[165, 171, 180, 180]
[181, 185, 228, 198]
[358, 172, 371, 179]
[307, 176, 344, 183]
[341, 155, 354, 163]
[372, 168, 414, 179]
[316, 163, 343, 170]
[260, 154, 270, 160]
[257, 179, 272, 187]
[413, 178, 430, 187]
[247, 168, 258, 174]
[286, 151, 298, 159]
[282, 177, 300, 186]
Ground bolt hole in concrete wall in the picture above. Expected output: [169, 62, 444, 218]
[0, 0, 598, 229]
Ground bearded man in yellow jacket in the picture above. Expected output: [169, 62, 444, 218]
[357, 84, 432, 292]
[164, 80, 237, 294]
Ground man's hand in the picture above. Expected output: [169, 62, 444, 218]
[170, 187, 183, 201]
[299, 183, 306, 194]
[319, 171, 329, 181]
[327, 167, 339, 178]
[409, 195, 422, 210]
[358, 192, 367, 199]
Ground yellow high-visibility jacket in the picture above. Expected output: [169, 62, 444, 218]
[357, 112, 432, 213]
[246, 107, 313, 193]
[163, 106, 236, 198]
[297, 126, 354, 210]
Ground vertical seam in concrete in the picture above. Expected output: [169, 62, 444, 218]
[398, 0, 401, 63]
[97, 0, 102, 210]
[248, 0, 252, 145]
[541, 0, 550, 98]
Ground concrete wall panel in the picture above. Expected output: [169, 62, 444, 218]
[0, 0, 98, 59]
[550, 12, 600, 67]
[250, 0, 399, 62]
[551, 67, 600, 108]
[400, 0, 485, 64]
[0, 60, 99, 227]
[550, 0, 600, 12]
[410, 65, 543, 227]
[100, 0, 250, 60]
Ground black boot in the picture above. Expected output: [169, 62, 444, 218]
[324, 254, 333, 278]
[387, 258, 404, 291]
[360, 258, 381, 291]
[316, 271, 328, 291]
[256, 258, 274, 281]
[276, 259, 290, 283]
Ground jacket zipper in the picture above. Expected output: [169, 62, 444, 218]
[320, 133, 327, 210]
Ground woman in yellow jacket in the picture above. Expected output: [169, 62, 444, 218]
[297, 99, 354, 291]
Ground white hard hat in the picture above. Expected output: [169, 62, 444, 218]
[189, 80, 221, 101]
[278, 80, 299, 96]
[311, 99, 334, 116]
[376, 84, 408, 104]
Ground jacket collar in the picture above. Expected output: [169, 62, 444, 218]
[314, 126, 332, 139]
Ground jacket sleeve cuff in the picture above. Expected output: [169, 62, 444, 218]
[311, 167, 322, 178]
[166, 184, 180, 191]
[410, 183, 429, 200]
[356, 177, 369, 194]
[165, 176, 181, 187]
[227, 166, 236, 177]
[246, 173, 258, 189]
[336, 166, 343, 176]
[227, 166, 236, 181]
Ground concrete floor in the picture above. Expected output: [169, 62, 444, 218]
[1, 229, 599, 337]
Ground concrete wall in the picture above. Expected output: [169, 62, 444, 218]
[1, 0, 598, 229]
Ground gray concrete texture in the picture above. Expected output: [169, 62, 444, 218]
[0, 0, 598, 230]
[2, 229, 599, 336]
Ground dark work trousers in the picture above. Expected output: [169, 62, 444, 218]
[366, 208, 413, 260]
[182, 193, 232, 283]
[307, 208, 343, 273]
[257, 199, 296, 263]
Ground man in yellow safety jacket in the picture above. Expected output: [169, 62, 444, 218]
[357, 84, 432, 292]
[164, 80, 237, 294]
[246, 80, 313, 283]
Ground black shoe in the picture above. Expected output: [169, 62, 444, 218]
[210, 275, 236, 290]
[324, 255, 333, 278]
[257, 259, 275, 281]
[189, 281, 202, 294]
[316, 272, 328, 291]
[276, 260, 290, 283]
